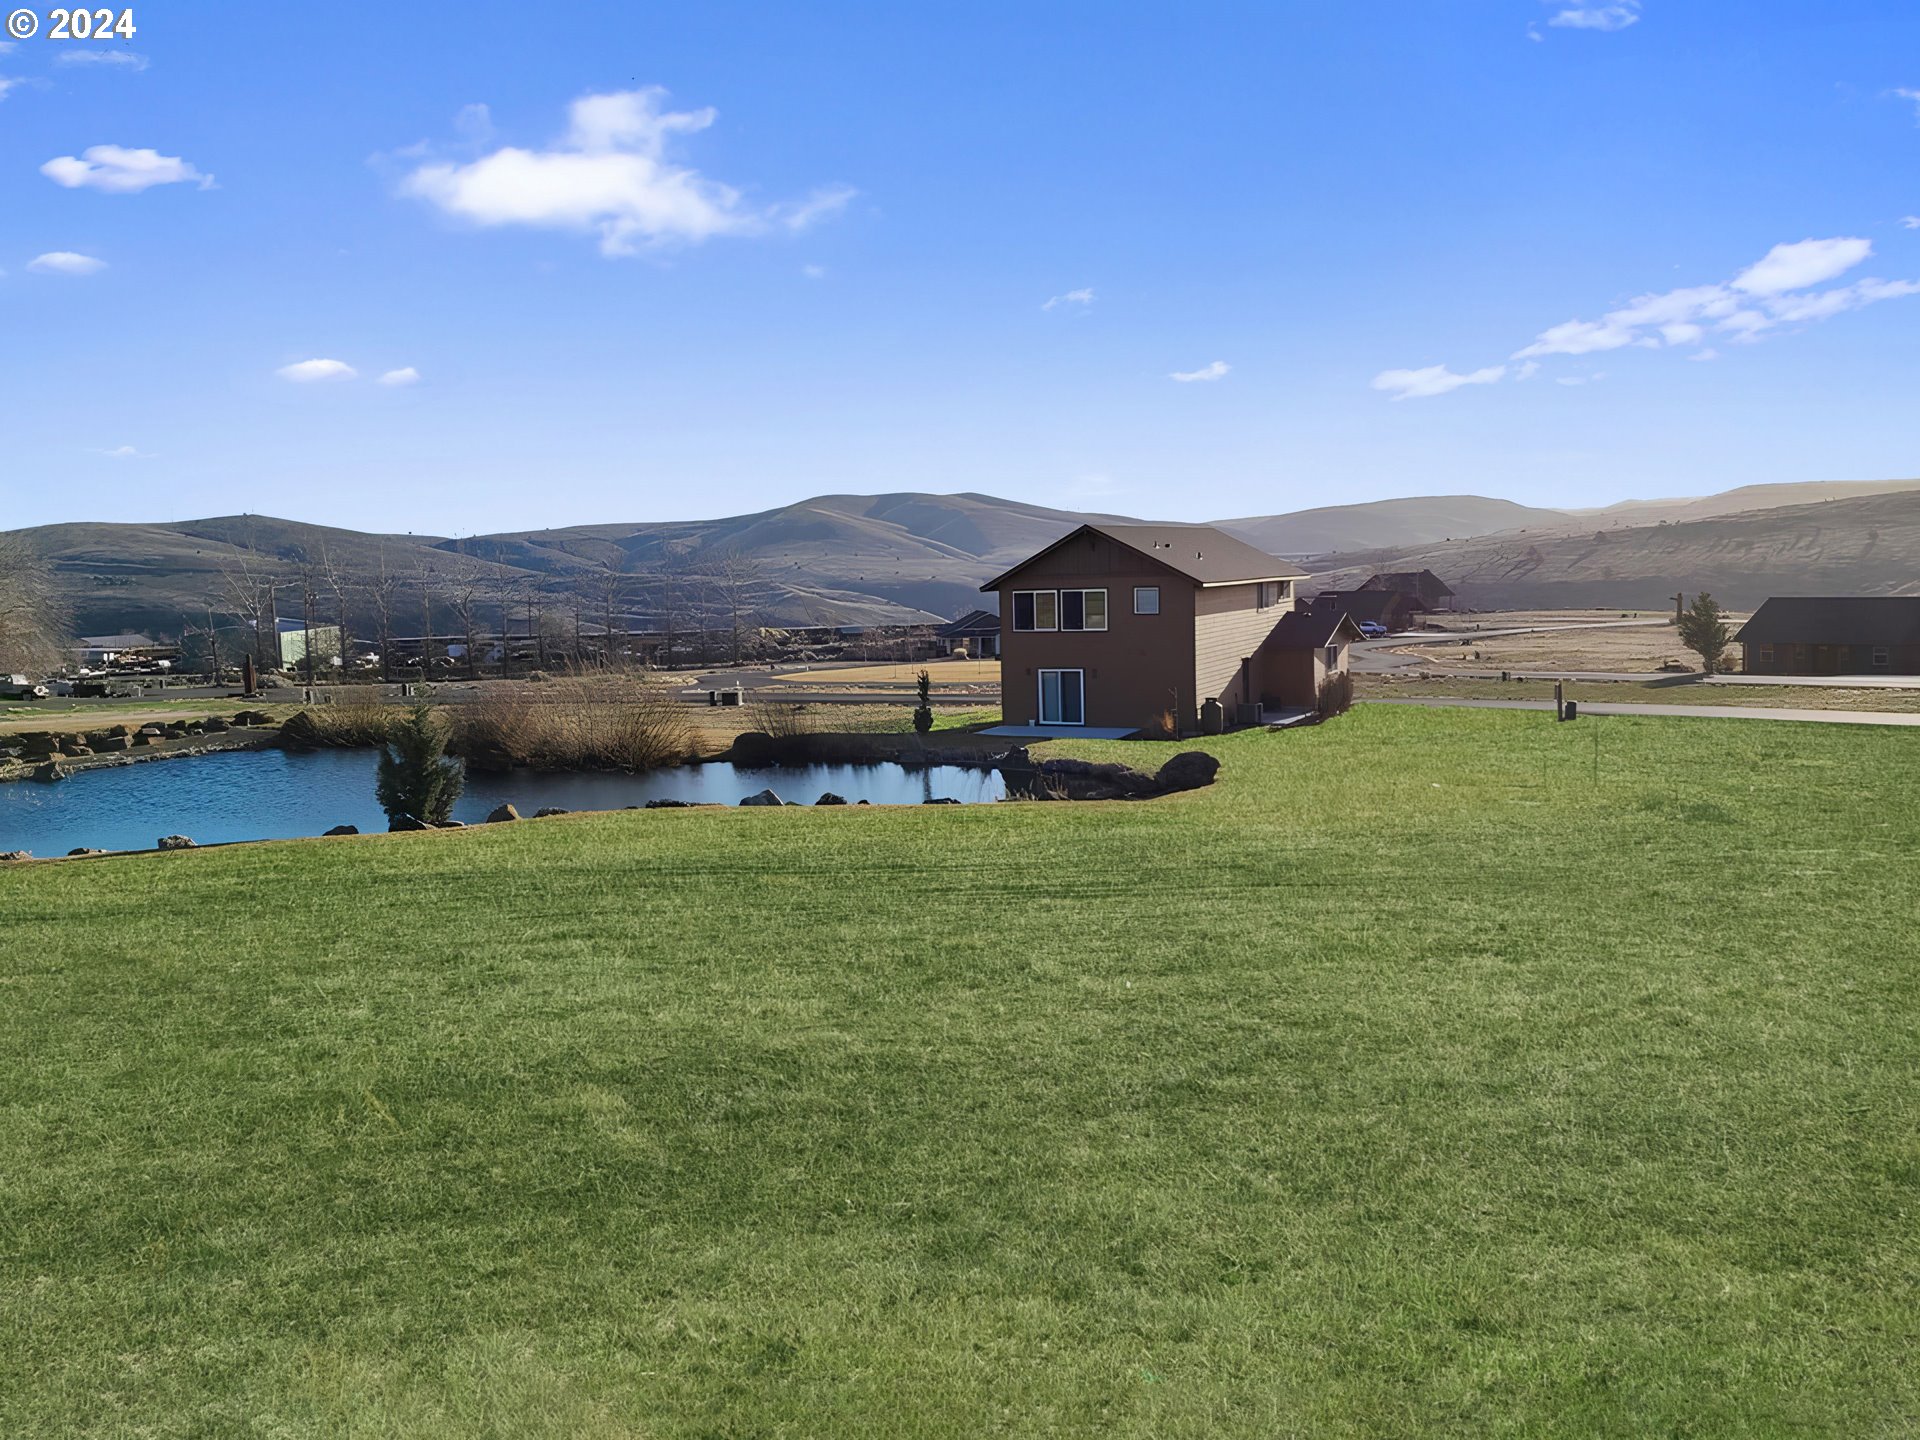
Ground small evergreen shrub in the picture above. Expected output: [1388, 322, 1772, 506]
[375, 703, 464, 829]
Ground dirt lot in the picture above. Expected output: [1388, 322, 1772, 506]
[1381, 611, 1744, 674]
[773, 660, 1000, 688]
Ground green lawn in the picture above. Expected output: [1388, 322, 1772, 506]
[3, 706, 1916, 1437]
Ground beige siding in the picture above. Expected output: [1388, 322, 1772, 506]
[1194, 581, 1295, 714]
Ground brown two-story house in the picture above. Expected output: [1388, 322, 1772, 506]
[983, 523, 1349, 733]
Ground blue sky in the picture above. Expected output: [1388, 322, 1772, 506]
[2, 0, 1918, 534]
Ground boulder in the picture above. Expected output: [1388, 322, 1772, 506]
[59, 742, 92, 758]
[925, 797, 961, 805]
[533, 806, 570, 818]
[18, 732, 60, 756]
[138, 725, 166, 737]
[31, 762, 64, 783]
[856, 799, 871, 805]
[95, 735, 133, 752]
[1155, 750, 1221, 793]
[389, 816, 429, 832]
[323, 825, 359, 836]
[485, 804, 521, 823]
[133, 733, 158, 746]
[815, 792, 848, 805]
[156, 835, 197, 851]
[66, 848, 104, 857]
[0, 850, 30, 863]
[233, 710, 273, 727]
[739, 788, 785, 807]
[202, 717, 231, 733]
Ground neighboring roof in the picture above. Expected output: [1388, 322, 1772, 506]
[1311, 590, 1402, 623]
[1260, 609, 1365, 648]
[1363, 570, 1454, 599]
[76, 633, 159, 649]
[1735, 597, 1920, 646]
[981, 523, 1307, 591]
[939, 608, 1001, 636]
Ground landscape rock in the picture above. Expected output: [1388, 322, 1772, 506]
[925, 796, 960, 804]
[156, 835, 197, 851]
[1155, 751, 1221, 793]
[95, 735, 133, 752]
[1, 850, 31, 863]
[233, 710, 273, 727]
[739, 788, 785, 807]
[856, 799, 871, 805]
[202, 717, 231, 733]
[31, 762, 65, 783]
[486, 803, 521, 823]
[815, 792, 847, 805]
[323, 825, 359, 836]
[533, 807, 570, 818]
[66, 848, 104, 857]
[59, 742, 92, 758]
[389, 817, 429, 831]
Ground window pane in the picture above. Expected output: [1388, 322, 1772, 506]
[1013, 592, 1035, 631]
[1061, 590, 1084, 631]
[1040, 670, 1061, 722]
[1084, 590, 1107, 630]
[1034, 592, 1057, 630]
[1134, 586, 1159, 615]
[1061, 671, 1083, 724]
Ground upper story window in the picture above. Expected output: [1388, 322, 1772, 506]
[1133, 586, 1160, 615]
[1256, 581, 1287, 610]
[1011, 589, 1106, 631]
[1011, 590, 1057, 631]
[1060, 589, 1107, 631]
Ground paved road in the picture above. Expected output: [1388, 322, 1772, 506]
[1366, 697, 1920, 727]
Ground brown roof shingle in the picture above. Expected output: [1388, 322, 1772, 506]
[982, 523, 1306, 591]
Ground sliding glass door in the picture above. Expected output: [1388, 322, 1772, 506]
[1037, 669, 1085, 725]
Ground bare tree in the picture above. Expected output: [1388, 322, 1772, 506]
[0, 534, 69, 675]
[216, 545, 283, 673]
[366, 547, 402, 682]
[321, 543, 354, 678]
[446, 550, 486, 680]
[708, 549, 764, 666]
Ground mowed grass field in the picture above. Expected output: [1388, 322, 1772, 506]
[2, 706, 1916, 1437]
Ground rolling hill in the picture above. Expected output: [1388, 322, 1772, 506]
[9, 479, 1920, 640]
[1310, 487, 1920, 610]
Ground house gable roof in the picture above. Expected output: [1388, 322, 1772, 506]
[1364, 569, 1455, 599]
[1735, 596, 1920, 647]
[939, 608, 1001, 636]
[1260, 609, 1365, 649]
[981, 523, 1307, 592]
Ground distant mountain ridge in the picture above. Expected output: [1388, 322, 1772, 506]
[8, 479, 1917, 638]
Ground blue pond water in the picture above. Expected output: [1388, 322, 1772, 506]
[0, 749, 1006, 856]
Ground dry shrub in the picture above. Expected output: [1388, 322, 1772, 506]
[742, 698, 816, 742]
[1316, 671, 1354, 718]
[281, 700, 394, 748]
[457, 676, 692, 771]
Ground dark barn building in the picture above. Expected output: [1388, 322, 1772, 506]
[1736, 596, 1920, 676]
[1311, 589, 1421, 633]
[1362, 570, 1456, 613]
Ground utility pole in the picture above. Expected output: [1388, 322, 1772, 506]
[1672, 592, 1684, 623]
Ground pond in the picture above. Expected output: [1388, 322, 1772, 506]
[0, 749, 1008, 856]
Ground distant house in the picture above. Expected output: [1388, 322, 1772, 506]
[1735, 597, 1920, 675]
[1362, 570, 1456, 613]
[939, 608, 1001, 659]
[982, 523, 1351, 733]
[1311, 589, 1420, 633]
[276, 618, 345, 669]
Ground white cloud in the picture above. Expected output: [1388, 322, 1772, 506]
[1514, 359, 1541, 380]
[56, 50, 149, 69]
[1902, 216, 1920, 230]
[27, 250, 106, 275]
[1510, 236, 1912, 360]
[1169, 360, 1230, 383]
[276, 358, 357, 383]
[1688, 348, 1720, 362]
[97, 444, 153, 458]
[377, 367, 420, 386]
[1548, 2, 1640, 30]
[1896, 88, 1920, 123]
[398, 88, 854, 257]
[1371, 364, 1505, 401]
[41, 144, 212, 192]
[0, 76, 22, 101]
[1043, 287, 1095, 311]
[1733, 237, 1872, 295]
[801, 263, 827, 279]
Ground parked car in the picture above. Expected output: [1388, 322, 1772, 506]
[1356, 621, 1390, 639]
